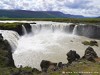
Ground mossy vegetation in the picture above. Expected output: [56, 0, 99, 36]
[0, 23, 22, 29]
[0, 67, 41, 75]
[1, 59, 100, 75]
[82, 40, 98, 46]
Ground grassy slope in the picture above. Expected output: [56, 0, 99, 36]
[0, 60, 100, 75]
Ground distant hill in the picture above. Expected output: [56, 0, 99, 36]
[0, 10, 84, 18]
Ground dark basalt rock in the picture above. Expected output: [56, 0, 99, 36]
[58, 62, 63, 68]
[13, 24, 23, 35]
[90, 41, 98, 46]
[30, 22, 36, 24]
[58, 62, 67, 69]
[40, 60, 57, 72]
[64, 24, 75, 33]
[22, 23, 32, 34]
[82, 47, 98, 62]
[0, 34, 3, 40]
[82, 40, 98, 46]
[76, 25, 100, 39]
[66, 50, 80, 64]
[0, 34, 15, 67]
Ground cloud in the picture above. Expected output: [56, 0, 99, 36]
[0, 0, 100, 17]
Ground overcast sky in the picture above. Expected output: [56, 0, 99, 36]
[0, 0, 100, 17]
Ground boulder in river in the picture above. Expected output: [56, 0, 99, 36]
[82, 40, 98, 46]
[82, 47, 98, 62]
[40, 60, 57, 72]
[66, 50, 80, 64]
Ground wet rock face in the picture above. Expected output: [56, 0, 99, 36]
[23, 23, 32, 34]
[40, 60, 57, 72]
[66, 50, 80, 64]
[0, 34, 15, 67]
[64, 24, 75, 33]
[0, 34, 3, 40]
[30, 22, 36, 24]
[13, 24, 23, 35]
[76, 25, 100, 39]
[82, 47, 98, 62]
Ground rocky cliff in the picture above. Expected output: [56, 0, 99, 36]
[76, 25, 100, 39]
[0, 34, 15, 67]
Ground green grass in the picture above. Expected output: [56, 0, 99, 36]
[0, 23, 21, 28]
[0, 18, 100, 24]
[0, 54, 100, 75]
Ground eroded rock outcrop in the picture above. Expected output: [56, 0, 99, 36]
[0, 34, 15, 67]
[66, 50, 80, 64]
[22, 23, 32, 34]
[64, 24, 75, 33]
[76, 25, 100, 39]
[40, 60, 57, 72]
[82, 47, 98, 62]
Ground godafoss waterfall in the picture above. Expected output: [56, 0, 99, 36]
[0, 21, 100, 71]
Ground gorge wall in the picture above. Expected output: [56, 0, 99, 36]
[0, 34, 15, 67]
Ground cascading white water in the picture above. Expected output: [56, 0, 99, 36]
[0, 30, 20, 52]
[22, 25, 27, 35]
[0, 21, 100, 70]
[13, 23, 100, 70]
[73, 25, 78, 35]
[30, 23, 70, 34]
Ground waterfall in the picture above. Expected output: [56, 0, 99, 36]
[22, 25, 27, 35]
[31, 24, 42, 34]
[30, 23, 72, 34]
[0, 22, 79, 70]
[73, 25, 78, 35]
[0, 30, 20, 52]
[0, 21, 100, 70]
